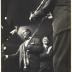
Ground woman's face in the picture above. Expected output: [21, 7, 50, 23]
[42, 37, 49, 45]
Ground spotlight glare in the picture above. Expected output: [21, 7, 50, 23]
[5, 17, 7, 20]
[3, 46, 7, 50]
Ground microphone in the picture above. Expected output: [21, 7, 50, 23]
[10, 26, 18, 35]
[10, 28, 17, 35]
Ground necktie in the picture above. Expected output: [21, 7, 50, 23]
[21, 43, 29, 69]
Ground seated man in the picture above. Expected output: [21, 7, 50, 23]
[40, 36, 53, 72]
[5, 26, 43, 72]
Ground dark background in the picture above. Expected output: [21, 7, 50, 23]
[1, 0, 53, 72]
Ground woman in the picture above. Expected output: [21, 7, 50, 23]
[39, 36, 53, 72]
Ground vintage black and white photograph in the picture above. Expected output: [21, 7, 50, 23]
[1, 0, 71, 72]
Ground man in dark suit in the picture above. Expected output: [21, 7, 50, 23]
[29, 0, 71, 72]
[5, 27, 43, 72]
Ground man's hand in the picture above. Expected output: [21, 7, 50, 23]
[29, 12, 35, 21]
[46, 46, 52, 54]
[29, 10, 41, 21]
[29, 11, 38, 20]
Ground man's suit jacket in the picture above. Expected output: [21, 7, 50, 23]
[14, 38, 43, 72]
[30, 0, 71, 72]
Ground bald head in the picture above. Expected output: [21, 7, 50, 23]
[17, 27, 31, 40]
